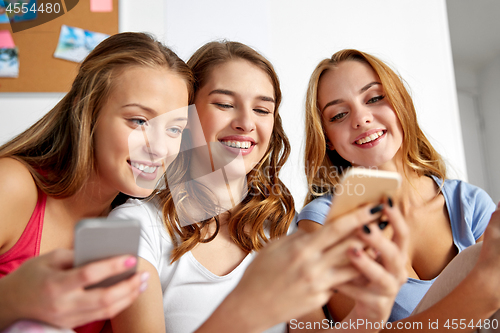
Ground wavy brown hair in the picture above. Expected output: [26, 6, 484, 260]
[304, 49, 446, 205]
[156, 41, 295, 262]
[0, 32, 194, 199]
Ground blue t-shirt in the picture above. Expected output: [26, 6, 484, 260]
[298, 177, 496, 322]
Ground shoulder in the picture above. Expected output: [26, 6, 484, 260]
[441, 178, 494, 209]
[109, 198, 163, 229]
[0, 158, 38, 197]
[109, 197, 172, 245]
[440, 178, 496, 235]
[297, 194, 333, 225]
[0, 158, 39, 251]
[110, 198, 175, 272]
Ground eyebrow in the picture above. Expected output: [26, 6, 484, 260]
[321, 81, 381, 112]
[123, 104, 188, 122]
[173, 117, 188, 122]
[123, 103, 158, 116]
[209, 89, 275, 103]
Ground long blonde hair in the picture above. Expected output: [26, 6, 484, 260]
[0, 32, 194, 199]
[157, 41, 295, 262]
[304, 49, 446, 205]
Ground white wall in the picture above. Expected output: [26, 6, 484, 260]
[0, 0, 466, 210]
[0, 94, 65, 143]
[478, 55, 500, 202]
[454, 66, 490, 194]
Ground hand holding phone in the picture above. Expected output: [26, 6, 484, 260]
[74, 218, 141, 289]
[322, 168, 402, 266]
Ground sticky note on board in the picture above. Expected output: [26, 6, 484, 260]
[0, 30, 15, 48]
[90, 0, 112, 12]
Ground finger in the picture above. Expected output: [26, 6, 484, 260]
[357, 225, 406, 278]
[320, 265, 361, 291]
[383, 198, 409, 254]
[335, 282, 380, 304]
[60, 255, 138, 291]
[322, 236, 366, 267]
[73, 270, 147, 313]
[65, 286, 143, 328]
[314, 203, 384, 252]
[347, 246, 397, 292]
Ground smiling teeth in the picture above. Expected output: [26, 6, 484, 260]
[356, 131, 384, 145]
[221, 141, 252, 149]
[131, 162, 158, 174]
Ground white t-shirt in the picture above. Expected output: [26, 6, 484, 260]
[109, 198, 294, 333]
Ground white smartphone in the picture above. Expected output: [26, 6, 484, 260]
[325, 168, 402, 223]
[74, 218, 141, 289]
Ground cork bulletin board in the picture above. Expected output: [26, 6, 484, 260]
[0, 0, 118, 92]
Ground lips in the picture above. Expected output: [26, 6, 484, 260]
[353, 129, 386, 145]
[128, 160, 162, 181]
[218, 135, 256, 155]
[220, 140, 252, 149]
[130, 161, 159, 174]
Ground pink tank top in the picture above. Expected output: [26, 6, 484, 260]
[0, 190, 105, 333]
[0, 189, 46, 276]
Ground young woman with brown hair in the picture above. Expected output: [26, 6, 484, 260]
[0, 32, 193, 332]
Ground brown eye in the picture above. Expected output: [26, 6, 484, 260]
[213, 103, 233, 109]
[330, 112, 347, 122]
[254, 108, 271, 115]
[367, 95, 385, 104]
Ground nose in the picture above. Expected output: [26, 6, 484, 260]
[142, 126, 169, 160]
[350, 103, 373, 128]
[231, 106, 256, 133]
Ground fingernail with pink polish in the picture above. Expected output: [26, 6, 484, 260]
[141, 272, 150, 282]
[124, 256, 137, 268]
[351, 248, 361, 257]
[139, 281, 148, 293]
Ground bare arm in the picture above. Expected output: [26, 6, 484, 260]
[110, 258, 164, 333]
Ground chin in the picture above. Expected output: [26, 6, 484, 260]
[125, 189, 154, 199]
[121, 183, 157, 198]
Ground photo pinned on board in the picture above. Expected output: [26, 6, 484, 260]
[54, 24, 109, 63]
[0, 47, 19, 78]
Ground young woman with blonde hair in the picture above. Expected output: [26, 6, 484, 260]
[299, 48, 500, 331]
[0, 32, 193, 332]
[109, 41, 408, 333]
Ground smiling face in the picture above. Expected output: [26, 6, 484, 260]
[318, 60, 403, 170]
[191, 59, 275, 175]
[93, 66, 189, 198]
